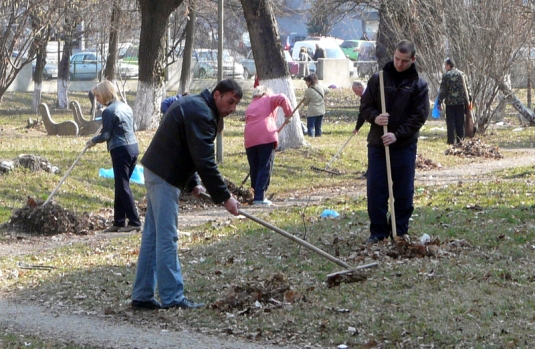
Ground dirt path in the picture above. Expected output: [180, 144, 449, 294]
[1, 148, 533, 348]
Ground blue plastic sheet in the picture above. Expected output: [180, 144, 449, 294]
[320, 209, 340, 218]
[432, 95, 441, 119]
[98, 165, 144, 185]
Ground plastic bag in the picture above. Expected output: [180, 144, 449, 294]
[320, 209, 340, 218]
[98, 165, 144, 185]
[431, 95, 440, 119]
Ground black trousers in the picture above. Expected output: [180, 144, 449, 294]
[445, 104, 465, 144]
[367, 143, 417, 239]
[110, 145, 141, 227]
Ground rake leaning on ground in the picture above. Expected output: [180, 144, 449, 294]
[200, 192, 378, 281]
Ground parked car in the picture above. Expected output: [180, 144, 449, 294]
[193, 49, 244, 79]
[70, 52, 103, 80]
[70, 51, 138, 80]
[281, 33, 307, 51]
[241, 50, 299, 79]
[292, 39, 355, 76]
[240, 51, 255, 79]
[32, 61, 59, 80]
[339, 40, 362, 61]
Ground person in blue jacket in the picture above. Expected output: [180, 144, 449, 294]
[160, 92, 189, 113]
[86, 80, 141, 233]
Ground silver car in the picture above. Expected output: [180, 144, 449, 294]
[194, 49, 244, 79]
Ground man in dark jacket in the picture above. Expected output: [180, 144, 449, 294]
[438, 57, 471, 144]
[359, 40, 429, 243]
[131, 79, 243, 310]
[313, 44, 325, 61]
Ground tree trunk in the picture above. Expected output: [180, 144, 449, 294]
[134, 0, 183, 131]
[32, 48, 47, 114]
[498, 81, 535, 126]
[104, 2, 122, 82]
[179, 5, 196, 94]
[240, 0, 307, 150]
[57, 40, 72, 109]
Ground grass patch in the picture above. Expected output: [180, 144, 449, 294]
[1, 90, 535, 348]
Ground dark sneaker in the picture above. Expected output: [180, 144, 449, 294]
[163, 297, 205, 309]
[102, 225, 122, 233]
[118, 225, 142, 233]
[131, 299, 162, 310]
[366, 236, 387, 244]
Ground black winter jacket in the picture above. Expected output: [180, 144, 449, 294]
[141, 89, 231, 204]
[359, 61, 429, 148]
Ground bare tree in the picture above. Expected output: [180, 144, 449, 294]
[134, 0, 184, 131]
[103, 0, 122, 82]
[240, 0, 307, 150]
[0, 0, 58, 102]
[178, 5, 196, 94]
[376, 0, 534, 133]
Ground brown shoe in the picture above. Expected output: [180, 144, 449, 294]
[118, 225, 142, 232]
[102, 226, 122, 233]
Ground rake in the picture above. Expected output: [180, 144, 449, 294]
[200, 192, 378, 280]
[311, 132, 356, 175]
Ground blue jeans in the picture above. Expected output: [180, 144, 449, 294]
[307, 115, 324, 137]
[246, 142, 275, 201]
[132, 168, 185, 307]
[367, 143, 417, 239]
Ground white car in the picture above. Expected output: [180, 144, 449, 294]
[292, 39, 355, 76]
[194, 49, 244, 79]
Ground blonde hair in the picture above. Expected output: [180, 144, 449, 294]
[91, 80, 118, 105]
[252, 85, 272, 99]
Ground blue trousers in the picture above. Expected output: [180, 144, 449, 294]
[307, 115, 324, 137]
[132, 168, 185, 307]
[110, 145, 141, 227]
[246, 142, 275, 201]
[367, 143, 417, 239]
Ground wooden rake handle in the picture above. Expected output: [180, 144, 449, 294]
[324, 132, 356, 169]
[42, 125, 103, 206]
[200, 192, 350, 269]
[379, 70, 397, 239]
[277, 98, 305, 133]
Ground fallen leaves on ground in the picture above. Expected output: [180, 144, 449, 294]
[416, 154, 442, 170]
[445, 138, 503, 158]
[9, 203, 109, 235]
[210, 272, 305, 312]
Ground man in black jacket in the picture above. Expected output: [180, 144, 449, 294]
[359, 40, 429, 243]
[131, 79, 243, 310]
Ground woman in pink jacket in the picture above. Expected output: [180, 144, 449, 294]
[244, 85, 293, 205]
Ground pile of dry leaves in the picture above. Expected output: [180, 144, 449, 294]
[210, 272, 305, 312]
[416, 154, 442, 170]
[445, 138, 503, 158]
[9, 201, 109, 235]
